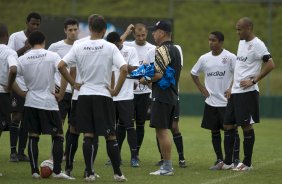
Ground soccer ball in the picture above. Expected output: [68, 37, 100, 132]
[40, 160, 53, 178]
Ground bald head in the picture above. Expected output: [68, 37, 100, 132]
[133, 23, 148, 46]
[238, 17, 253, 30]
[236, 17, 255, 41]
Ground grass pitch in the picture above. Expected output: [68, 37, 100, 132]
[0, 116, 281, 184]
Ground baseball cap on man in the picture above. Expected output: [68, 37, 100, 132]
[148, 20, 172, 32]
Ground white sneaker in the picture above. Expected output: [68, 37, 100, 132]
[113, 174, 128, 182]
[85, 175, 95, 182]
[209, 161, 234, 170]
[32, 173, 41, 179]
[149, 169, 174, 176]
[233, 163, 253, 171]
[52, 172, 75, 180]
[95, 173, 100, 178]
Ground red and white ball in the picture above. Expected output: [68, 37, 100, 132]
[40, 160, 53, 178]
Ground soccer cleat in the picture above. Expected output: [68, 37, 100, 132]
[179, 160, 187, 168]
[155, 160, 164, 166]
[32, 173, 41, 179]
[10, 153, 19, 162]
[233, 163, 253, 171]
[233, 159, 240, 168]
[18, 154, 29, 162]
[85, 175, 96, 182]
[131, 158, 140, 167]
[149, 168, 174, 176]
[113, 174, 128, 182]
[209, 161, 234, 170]
[52, 172, 75, 180]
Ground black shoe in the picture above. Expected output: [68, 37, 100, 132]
[179, 160, 187, 168]
[18, 154, 29, 162]
[155, 160, 164, 166]
[10, 153, 19, 162]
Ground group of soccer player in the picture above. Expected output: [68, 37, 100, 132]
[0, 11, 275, 181]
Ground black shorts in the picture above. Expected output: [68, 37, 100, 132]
[0, 93, 11, 131]
[134, 93, 151, 123]
[114, 100, 134, 127]
[10, 92, 25, 113]
[23, 107, 63, 135]
[224, 90, 259, 126]
[150, 100, 175, 129]
[76, 95, 116, 136]
[173, 100, 180, 122]
[201, 103, 226, 131]
[58, 92, 72, 122]
[69, 100, 77, 128]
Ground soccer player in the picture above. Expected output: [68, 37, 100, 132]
[0, 23, 18, 176]
[121, 23, 155, 160]
[58, 14, 128, 182]
[106, 32, 140, 167]
[140, 20, 182, 176]
[214, 17, 275, 171]
[191, 31, 240, 169]
[48, 18, 79, 160]
[7, 12, 41, 162]
[17, 30, 73, 179]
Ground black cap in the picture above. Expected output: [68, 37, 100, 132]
[148, 20, 172, 32]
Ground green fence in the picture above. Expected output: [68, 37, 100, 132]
[179, 93, 282, 118]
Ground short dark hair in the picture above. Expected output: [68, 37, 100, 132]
[26, 12, 41, 22]
[28, 31, 45, 47]
[106, 32, 121, 43]
[64, 18, 79, 29]
[210, 31, 224, 42]
[0, 23, 8, 38]
[88, 14, 106, 33]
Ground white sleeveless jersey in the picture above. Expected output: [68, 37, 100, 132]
[8, 30, 29, 91]
[48, 40, 72, 93]
[0, 44, 18, 93]
[232, 37, 270, 94]
[17, 49, 61, 110]
[191, 49, 236, 107]
[124, 41, 155, 94]
[113, 45, 139, 101]
[63, 39, 126, 98]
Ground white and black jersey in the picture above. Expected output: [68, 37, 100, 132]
[124, 41, 155, 94]
[63, 39, 126, 98]
[113, 45, 139, 101]
[191, 49, 236, 107]
[232, 37, 270, 94]
[0, 44, 18, 93]
[8, 30, 29, 91]
[48, 40, 73, 93]
[17, 49, 61, 110]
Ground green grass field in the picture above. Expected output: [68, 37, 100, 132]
[0, 116, 282, 183]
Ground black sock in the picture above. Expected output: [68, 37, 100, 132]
[126, 126, 137, 159]
[156, 137, 163, 160]
[28, 136, 39, 174]
[65, 133, 79, 171]
[223, 129, 236, 165]
[93, 136, 99, 162]
[64, 127, 70, 156]
[83, 137, 94, 177]
[233, 129, 240, 161]
[106, 139, 122, 176]
[52, 136, 64, 174]
[243, 129, 255, 167]
[10, 121, 19, 154]
[136, 122, 145, 155]
[173, 133, 185, 160]
[211, 131, 223, 160]
[18, 122, 28, 155]
[117, 124, 126, 150]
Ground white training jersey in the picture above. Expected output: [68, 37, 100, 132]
[232, 37, 270, 94]
[17, 49, 61, 110]
[113, 45, 139, 101]
[48, 40, 72, 93]
[63, 39, 127, 98]
[191, 49, 236, 107]
[124, 41, 155, 94]
[0, 44, 18, 93]
[8, 30, 28, 91]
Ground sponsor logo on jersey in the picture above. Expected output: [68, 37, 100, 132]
[207, 71, 226, 77]
[237, 56, 247, 62]
[27, 53, 47, 60]
[83, 45, 103, 51]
